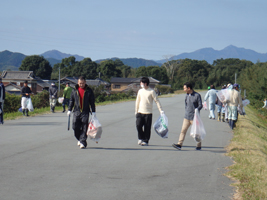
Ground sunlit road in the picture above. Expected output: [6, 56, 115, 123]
[0, 92, 234, 200]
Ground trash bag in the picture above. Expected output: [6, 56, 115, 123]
[18, 107, 23, 112]
[26, 98, 34, 112]
[238, 99, 250, 115]
[58, 97, 64, 104]
[153, 113, 168, 138]
[87, 115, 102, 143]
[190, 109, 206, 142]
[217, 89, 230, 103]
[203, 101, 208, 110]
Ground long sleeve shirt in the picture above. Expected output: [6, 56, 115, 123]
[135, 88, 162, 114]
[21, 86, 32, 98]
[204, 89, 217, 104]
[229, 89, 243, 108]
[185, 91, 203, 120]
[0, 83, 5, 102]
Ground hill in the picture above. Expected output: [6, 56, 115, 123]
[0, 50, 26, 71]
[157, 45, 267, 64]
[95, 57, 161, 68]
[41, 50, 85, 61]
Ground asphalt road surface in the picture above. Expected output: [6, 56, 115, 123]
[0, 92, 234, 200]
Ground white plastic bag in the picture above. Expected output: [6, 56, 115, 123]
[58, 97, 64, 104]
[217, 89, 230, 103]
[26, 98, 34, 112]
[153, 113, 168, 138]
[203, 101, 208, 110]
[238, 99, 250, 115]
[190, 109, 206, 142]
[87, 115, 102, 143]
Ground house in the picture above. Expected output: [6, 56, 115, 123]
[0, 71, 38, 94]
[3, 82, 22, 95]
[110, 77, 160, 93]
[35, 77, 51, 92]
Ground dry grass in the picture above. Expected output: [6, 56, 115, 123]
[226, 105, 267, 200]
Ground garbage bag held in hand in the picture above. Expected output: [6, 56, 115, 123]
[87, 115, 102, 143]
[203, 101, 208, 110]
[217, 89, 230, 103]
[153, 113, 168, 138]
[58, 97, 64, 104]
[190, 109, 206, 142]
[237, 99, 250, 115]
[26, 98, 34, 112]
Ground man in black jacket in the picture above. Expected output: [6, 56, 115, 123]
[67, 76, 96, 149]
[21, 80, 32, 116]
[0, 77, 5, 124]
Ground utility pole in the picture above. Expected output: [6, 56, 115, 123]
[235, 73, 237, 84]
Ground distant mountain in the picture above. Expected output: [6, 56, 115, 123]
[41, 50, 85, 61]
[0, 50, 26, 71]
[157, 45, 267, 64]
[45, 58, 61, 66]
[95, 57, 161, 68]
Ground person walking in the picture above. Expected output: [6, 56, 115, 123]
[227, 83, 243, 129]
[135, 77, 164, 146]
[49, 82, 58, 113]
[204, 85, 217, 119]
[262, 99, 267, 109]
[62, 83, 72, 113]
[67, 76, 96, 149]
[172, 82, 203, 150]
[216, 85, 226, 122]
[21, 80, 32, 116]
[0, 77, 5, 124]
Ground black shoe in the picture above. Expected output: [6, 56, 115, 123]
[196, 147, 201, 150]
[172, 143, 181, 150]
[62, 110, 65, 113]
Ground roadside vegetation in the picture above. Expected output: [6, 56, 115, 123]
[226, 106, 267, 200]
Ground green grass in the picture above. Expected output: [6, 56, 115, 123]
[226, 105, 267, 200]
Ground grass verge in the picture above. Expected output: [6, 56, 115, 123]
[226, 105, 267, 200]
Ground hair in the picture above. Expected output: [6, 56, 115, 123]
[184, 82, 193, 90]
[140, 77, 150, 86]
[24, 80, 28, 84]
[210, 85, 215, 89]
[78, 76, 86, 81]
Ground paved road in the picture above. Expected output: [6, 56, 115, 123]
[0, 92, 234, 200]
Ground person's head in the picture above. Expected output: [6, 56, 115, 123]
[0, 77, 2, 83]
[233, 83, 239, 91]
[183, 82, 193, 93]
[222, 85, 226, 89]
[140, 77, 149, 88]
[66, 82, 70, 87]
[78, 76, 86, 89]
[51, 82, 55, 86]
[210, 85, 215, 89]
[227, 83, 231, 88]
[208, 86, 210, 90]
[24, 80, 28, 87]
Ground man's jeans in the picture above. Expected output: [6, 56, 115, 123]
[136, 113, 152, 143]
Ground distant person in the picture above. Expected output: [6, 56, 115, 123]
[21, 80, 32, 116]
[215, 85, 226, 122]
[62, 83, 72, 113]
[172, 82, 203, 150]
[67, 76, 96, 149]
[262, 99, 267, 109]
[204, 85, 217, 119]
[49, 82, 58, 113]
[135, 77, 164, 146]
[0, 77, 5, 124]
[226, 83, 243, 129]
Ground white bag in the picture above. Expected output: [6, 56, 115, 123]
[26, 98, 34, 112]
[58, 97, 64, 104]
[217, 89, 231, 103]
[203, 101, 208, 110]
[190, 109, 206, 142]
[87, 115, 102, 143]
[153, 113, 168, 138]
[238, 99, 250, 115]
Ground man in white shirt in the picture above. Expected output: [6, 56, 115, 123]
[135, 77, 164, 146]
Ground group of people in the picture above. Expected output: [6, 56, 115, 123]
[204, 83, 244, 129]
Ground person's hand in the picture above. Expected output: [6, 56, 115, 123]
[92, 112, 96, 116]
[52, 95, 55, 99]
[67, 111, 71, 116]
[195, 108, 199, 111]
[161, 111, 164, 115]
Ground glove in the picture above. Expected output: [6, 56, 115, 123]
[92, 112, 96, 116]
[67, 111, 71, 116]
[161, 111, 164, 115]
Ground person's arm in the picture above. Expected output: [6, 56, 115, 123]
[152, 90, 163, 113]
[3, 85, 5, 101]
[68, 90, 75, 111]
[135, 91, 141, 115]
[197, 94, 203, 111]
[89, 90, 96, 113]
[204, 91, 209, 101]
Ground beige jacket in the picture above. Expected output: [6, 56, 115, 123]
[135, 88, 162, 114]
[229, 89, 243, 108]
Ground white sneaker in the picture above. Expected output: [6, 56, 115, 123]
[141, 142, 148, 146]
[80, 143, 85, 149]
[138, 140, 142, 145]
[77, 141, 81, 146]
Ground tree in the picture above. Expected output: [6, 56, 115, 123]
[97, 60, 122, 81]
[162, 55, 182, 82]
[19, 55, 52, 79]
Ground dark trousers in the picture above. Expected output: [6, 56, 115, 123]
[72, 112, 89, 147]
[136, 113, 152, 143]
[63, 98, 69, 111]
[0, 102, 3, 124]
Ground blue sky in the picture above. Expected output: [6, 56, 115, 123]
[1, 0, 266, 60]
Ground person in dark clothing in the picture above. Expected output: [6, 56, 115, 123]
[0, 77, 5, 124]
[172, 82, 203, 150]
[67, 76, 96, 149]
[49, 82, 58, 113]
[21, 80, 32, 116]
